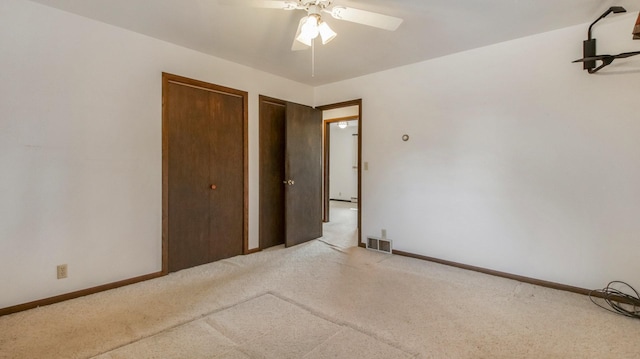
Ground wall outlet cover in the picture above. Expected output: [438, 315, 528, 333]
[57, 264, 68, 279]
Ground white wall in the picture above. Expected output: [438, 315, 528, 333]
[3, 0, 639, 309]
[316, 13, 640, 290]
[0, 0, 313, 308]
[322, 106, 359, 120]
[329, 122, 358, 201]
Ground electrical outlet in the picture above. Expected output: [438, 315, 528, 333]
[57, 264, 68, 279]
[381, 229, 387, 239]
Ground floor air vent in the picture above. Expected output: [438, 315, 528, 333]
[366, 236, 392, 254]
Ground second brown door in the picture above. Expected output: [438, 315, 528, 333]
[259, 96, 323, 249]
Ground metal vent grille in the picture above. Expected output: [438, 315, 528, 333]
[366, 236, 392, 254]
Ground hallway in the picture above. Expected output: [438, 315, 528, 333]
[320, 200, 358, 249]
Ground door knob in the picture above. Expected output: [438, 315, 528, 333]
[283, 179, 295, 186]
[210, 184, 217, 190]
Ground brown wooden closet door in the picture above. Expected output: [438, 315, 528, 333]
[284, 102, 323, 247]
[165, 75, 245, 273]
[208, 92, 244, 261]
[167, 83, 211, 271]
[259, 98, 286, 249]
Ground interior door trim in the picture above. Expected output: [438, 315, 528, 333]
[162, 72, 249, 275]
[167, 80, 245, 98]
[261, 100, 287, 107]
[317, 99, 363, 246]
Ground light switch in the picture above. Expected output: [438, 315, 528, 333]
[364, 162, 369, 171]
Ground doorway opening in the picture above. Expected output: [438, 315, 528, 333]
[318, 100, 363, 247]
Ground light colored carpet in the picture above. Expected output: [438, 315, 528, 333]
[1, 201, 640, 358]
[91, 293, 412, 359]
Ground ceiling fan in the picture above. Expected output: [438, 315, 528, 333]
[221, 0, 404, 51]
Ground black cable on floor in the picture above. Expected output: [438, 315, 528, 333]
[589, 281, 640, 319]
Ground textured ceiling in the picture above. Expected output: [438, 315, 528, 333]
[28, 0, 640, 85]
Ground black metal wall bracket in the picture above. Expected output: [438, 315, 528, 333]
[572, 6, 640, 73]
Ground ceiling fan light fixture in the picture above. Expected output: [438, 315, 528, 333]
[296, 15, 320, 46]
[296, 35, 313, 46]
[318, 21, 337, 44]
[301, 15, 319, 37]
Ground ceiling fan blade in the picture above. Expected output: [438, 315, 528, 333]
[218, 0, 289, 9]
[328, 6, 403, 31]
[291, 17, 309, 51]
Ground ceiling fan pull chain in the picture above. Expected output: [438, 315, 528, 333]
[312, 37, 315, 77]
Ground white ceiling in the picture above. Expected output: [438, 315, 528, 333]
[28, 0, 640, 86]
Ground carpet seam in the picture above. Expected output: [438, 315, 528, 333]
[269, 291, 420, 357]
[88, 291, 274, 358]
